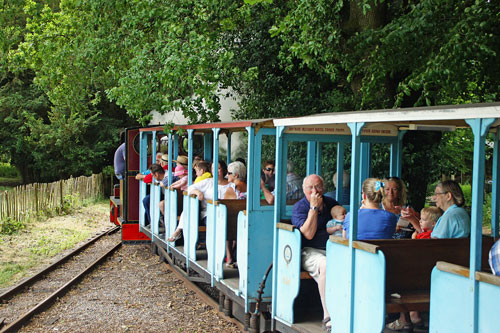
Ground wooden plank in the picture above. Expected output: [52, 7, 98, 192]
[277, 222, 295, 232]
[476, 271, 500, 287]
[353, 241, 379, 254]
[436, 261, 470, 278]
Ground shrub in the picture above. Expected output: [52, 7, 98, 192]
[0, 163, 20, 178]
[0, 217, 26, 235]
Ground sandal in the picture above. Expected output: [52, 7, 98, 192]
[225, 262, 238, 269]
[167, 230, 182, 242]
[386, 319, 411, 332]
[322, 317, 331, 332]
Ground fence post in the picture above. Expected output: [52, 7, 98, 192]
[60, 180, 63, 210]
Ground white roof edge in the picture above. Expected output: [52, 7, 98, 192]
[273, 103, 500, 127]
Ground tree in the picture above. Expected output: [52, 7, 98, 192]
[1, 0, 137, 182]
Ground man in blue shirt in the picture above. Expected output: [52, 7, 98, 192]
[292, 174, 340, 331]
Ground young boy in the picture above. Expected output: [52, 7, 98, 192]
[326, 205, 347, 237]
[412, 206, 442, 239]
[194, 160, 212, 184]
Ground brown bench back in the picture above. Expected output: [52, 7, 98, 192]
[365, 236, 495, 294]
[216, 199, 247, 241]
[174, 189, 183, 215]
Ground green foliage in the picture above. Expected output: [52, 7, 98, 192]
[1, 0, 498, 196]
[0, 163, 20, 178]
[0, 262, 24, 286]
[0, 217, 26, 235]
[1, 0, 137, 183]
[460, 184, 472, 208]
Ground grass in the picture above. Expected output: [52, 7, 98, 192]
[0, 199, 111, 289]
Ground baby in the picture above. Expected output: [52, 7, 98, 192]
[412, 206, 442, 239]
[327, 205, 347, 237]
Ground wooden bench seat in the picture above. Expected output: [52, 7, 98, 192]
[206, 199, 246, 240]
[363, 236, 495, 314]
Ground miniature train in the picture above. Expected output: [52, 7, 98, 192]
[110, 103, 500, 333]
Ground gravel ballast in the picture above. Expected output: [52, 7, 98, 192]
[18, 243, 241, 332]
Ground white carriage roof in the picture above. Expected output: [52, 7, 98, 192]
[273, 103, 500, 129]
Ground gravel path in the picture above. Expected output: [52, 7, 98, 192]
[18, 243, 241, 332]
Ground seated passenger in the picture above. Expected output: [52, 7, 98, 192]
[489, 239, 500, 276]
[387, 181, 467, 331]
[138, 154, 169, 225]
[381, 177, 418, 239]
[324, 171, 350, 205]
[224, 161, 247, 199]
[158, 155, 189, 216]
[135, 152, 163, 183]
[167, 161, 231, 242]
[342, 178, 398, 240]
[292, 174, 341, 332]
[223, 161, 247, 268]
[259, 161, 304, 205]
[411, 207, 442, 239]
[326, 205, 346, 237]
[430, 180, 471, 239]
[261, 160, 275, 192]
[147, 164, 166, 227]
[194, 160, 212, 183]
[286, 161, 304, 201]
[169, 155, 189, 190]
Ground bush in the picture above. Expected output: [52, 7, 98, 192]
[0, 217, 25, 235]
[460, 184, 472, 207]
[0, 163, 20, 178]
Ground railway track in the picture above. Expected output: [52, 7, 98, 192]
[0, 226, 121, 332]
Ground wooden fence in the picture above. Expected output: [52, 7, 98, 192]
[0, 173, 104, 222]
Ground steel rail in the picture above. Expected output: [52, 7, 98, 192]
[157, 246, 245, 332]
[0, 225, 119, 302]
[0, 240, 122, 333]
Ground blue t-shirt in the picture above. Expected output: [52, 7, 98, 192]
[343, 209, 397, 240]
[431, 204, 470, 238]
[292, 196, 340, 250]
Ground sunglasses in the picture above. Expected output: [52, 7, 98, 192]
[227, 172, 233, 175]
[265, 167, 274, 172]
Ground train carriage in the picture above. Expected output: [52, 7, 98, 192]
[271, 103, 500, 333]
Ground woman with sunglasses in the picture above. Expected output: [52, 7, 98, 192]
[223, 161, 247, 268]
[430, 180, 470, 238]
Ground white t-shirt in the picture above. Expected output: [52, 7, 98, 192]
[188, 178, 232, 218]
